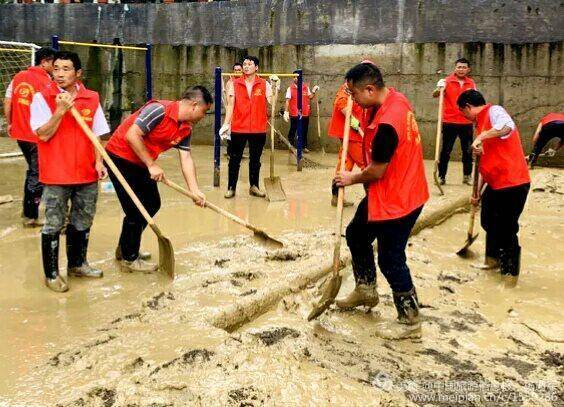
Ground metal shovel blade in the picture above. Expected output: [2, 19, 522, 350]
[253, 230, 285, 249]
[456, 232, 479, 258]
[264, 176, 286, 202]
[307, 273, 342, 321]
[150, 223, 175, 279]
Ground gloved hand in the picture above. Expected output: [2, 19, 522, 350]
[283, 111, 290, 122]
[219, 123, 231, 141]
[350, 116, 360, 132]
[436, 78, 446, 88]
[545, 148, 556, 157]
[312, 85, 320, 93]
[269, 74, 280, 82]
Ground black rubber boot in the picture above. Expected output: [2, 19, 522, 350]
[500, 246, 521, 287]
[42, 232, 68, 292]
[67, 226, 102, 278]
[393, 288, 420, 325]
[527, 152, 538, 168]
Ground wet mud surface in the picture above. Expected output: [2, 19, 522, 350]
[0, 139, 562, 406]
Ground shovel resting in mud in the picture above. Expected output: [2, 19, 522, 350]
[433, 86, 445, 195]
[307, 95, 354, 321]
[264, 79, 286, 202]
[70, 107, 175, 279]
[162, 178, 284, 249]
[456, 156, 481, 257]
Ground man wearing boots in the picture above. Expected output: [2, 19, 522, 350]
[219, 56, 276, 199]
[105, 86, 211, 273]
[334, 63, 429, 331]
[527, 112, 563, 168]
[3, 47, 55, 227]
[458, 90, 530, 284]
[30, 51, 109, 292]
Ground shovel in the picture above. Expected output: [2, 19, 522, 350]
[456, 156, 481, 257]
[316, 97, 325, 155]
[433, 86, 445, 195]
[70, 107, 175, 279]
[264, 80, 286, 202]
[307, 95, 353, 321]
[162, 178, 284, 249]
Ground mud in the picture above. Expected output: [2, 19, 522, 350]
[0, 137, 562, 406]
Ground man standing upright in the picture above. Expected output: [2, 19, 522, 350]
[3, 47, 55, 227]
[30, 51, 109, 292]
[433, 58, 477, 185]
[220, 56, 276, 199]
[283, 77, 319, 153]
[334, 63, 429, 335]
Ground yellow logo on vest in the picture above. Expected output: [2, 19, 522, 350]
[406, 111, 421, 144]
[81, 108, 93, 122]
[253, 88, 263, 96]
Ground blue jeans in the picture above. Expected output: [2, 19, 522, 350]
[346, 197, 422, 293]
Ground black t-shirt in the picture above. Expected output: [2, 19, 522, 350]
[371, 123, 398, 163]
[134, 102, 191, 151]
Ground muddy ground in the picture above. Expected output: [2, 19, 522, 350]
[0, 139, 562, 406]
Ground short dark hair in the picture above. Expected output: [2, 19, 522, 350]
[54, 51, 82, 71]
[34, 47, 56, 66]
[232, 62, 242, 69]
[457, 89, 486, 109]
[345, 62, 385, 88]
[455, 58, 470, 66]
[181, 85, 213, 105]
[243, 56, 259, 67]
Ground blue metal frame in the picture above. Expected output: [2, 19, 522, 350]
[145, 43, 153, 100]
[213, 67, 222, 187]
[295, 69, 303, 171]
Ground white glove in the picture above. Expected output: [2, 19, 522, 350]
[436, 79, 446, 88]
[312, 85, 319, 93]
[269, 75, 281, 91]
[545, 148, 556, 157]
[283, 111, 290, 122]
[219, 123, 231, 141]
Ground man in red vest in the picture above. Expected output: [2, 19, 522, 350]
[433, 58, 477, 185]
[282, 77, 319, 153]
[457, 90, 530, 283]
[334, 63, 429, 333]
[30, 51, 110, 293]
[328, 82, 366, 207]
[105, 86, 212, 273]
[3, 47, 55, 227]
[219, 56, 277, 199]
[527, 112, 563, 168]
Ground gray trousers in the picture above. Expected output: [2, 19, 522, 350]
[42, 183, 99, 235]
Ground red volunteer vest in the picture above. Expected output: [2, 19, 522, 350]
[443, 73, 476, 125]
[231, 76, 268, 134]
[363, 88, 429, 222]
[475, 105, 530, 190]
[328, 83, 363, 143]
[106, 100, 192, 166]
[37, 82, 100, 185]
[288, 82, 311, 117]
[540, 112, 564, 126]
[9, 66, 52, 143]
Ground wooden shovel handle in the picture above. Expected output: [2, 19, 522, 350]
[468, 155, 481, 233]
[70, 107, 155, 226]
[434, 86, 445, 162]
[269, 81, 279, 178]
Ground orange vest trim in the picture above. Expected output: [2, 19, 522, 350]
[37, 82, 100, 185]
[540, 112, 564, 126]
[442, 73, 476, 125]
[9, 66, 52, 143]
[328, 83, 363, 142]
[362, 88, 429, 221]
[106, 100, 192, 166]
[231, 76, 268, 134]
[288, 82, 311, 117]
[476, 104, 530, 190]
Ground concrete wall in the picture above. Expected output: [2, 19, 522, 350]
[0, 1, 563, 162]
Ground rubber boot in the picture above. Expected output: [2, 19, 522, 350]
[501, 246, 521, 287]
[66, 226, 102, 278]
[335, 283, 379, 310]
[527, 152, 538, 168]
[115, 245, 151, 261]
[393, 288, 420, 325]
[42, 232, 68, 293]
